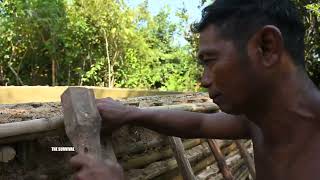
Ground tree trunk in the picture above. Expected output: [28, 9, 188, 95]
[102, 29, 112, 88]
[52, 58, 56, 86]
[0, 65, 4, 85]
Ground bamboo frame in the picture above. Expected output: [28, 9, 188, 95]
[0, 102, 219, 144]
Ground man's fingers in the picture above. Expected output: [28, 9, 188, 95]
[70, 154, 94, 170]
[74, 170, 90, 180]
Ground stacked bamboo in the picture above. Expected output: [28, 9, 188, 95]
[0, 93, 254, 179]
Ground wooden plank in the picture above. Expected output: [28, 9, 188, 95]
[207, 139, 234, 180]
[168, 137, 196, 180]
[235, 140, 256, 179]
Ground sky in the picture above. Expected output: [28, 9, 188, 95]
[125, 0, 203, 23]
[124, 0, 206, 45]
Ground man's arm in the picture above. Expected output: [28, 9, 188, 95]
[97, 98, 251, 139]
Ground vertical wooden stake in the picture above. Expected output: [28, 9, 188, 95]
[169, 137, 196, 180]
[207, 139, 234, 180]
[235, 140, 256, 179]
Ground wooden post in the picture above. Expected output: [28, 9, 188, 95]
[235, 140, 256, 179]
[207, 139, 234, 180]
[168, 137, 196, 180]
[61, 87, 116, 161]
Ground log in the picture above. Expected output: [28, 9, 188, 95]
[126, 142, 212, 180]
[122, 140, 235, 170]
[195, 150, 243, 179]
[122, 139, 202, 169]
[196, 154, 243, 180]
[0, 102, 219, 144]
[233, 164, 249, 180]
[115, 138, 167, 156]
[126, 140, 242, 180]
[154, 155, 218, 180]
[153, 141, 250, 180]
[168, 137, 196, 180]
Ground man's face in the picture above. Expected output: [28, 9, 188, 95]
[198, 24, 256, 114]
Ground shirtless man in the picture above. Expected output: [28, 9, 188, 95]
[70, 0, 320, 179]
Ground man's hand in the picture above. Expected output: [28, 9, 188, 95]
[96, 98, 139, 132]
[70, 154, 124, 180]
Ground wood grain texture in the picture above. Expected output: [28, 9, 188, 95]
[168, 136, 196, 180]
[207, 139, 235, 180]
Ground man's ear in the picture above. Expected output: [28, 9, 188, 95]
[248, 25, 284, 68]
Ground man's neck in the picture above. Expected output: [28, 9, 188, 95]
[247, 70, 320, 146]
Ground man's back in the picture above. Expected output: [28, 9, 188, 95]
[249, 99, 320, 180]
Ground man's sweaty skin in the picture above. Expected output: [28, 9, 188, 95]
[70, 1, 320, 179]
[95, 24, 320, 180]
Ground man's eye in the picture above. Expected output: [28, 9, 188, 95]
[199, 59, 216, 66]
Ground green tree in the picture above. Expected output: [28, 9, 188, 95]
[0, 0, 202, 91]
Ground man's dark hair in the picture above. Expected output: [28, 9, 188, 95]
[193, 0, 306, 67]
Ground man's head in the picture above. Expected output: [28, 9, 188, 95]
[195, 0, 306, 114]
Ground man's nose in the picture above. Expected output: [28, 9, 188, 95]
[200, 71, 212, 88]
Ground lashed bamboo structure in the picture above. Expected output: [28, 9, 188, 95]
[0, 93, 254, 180]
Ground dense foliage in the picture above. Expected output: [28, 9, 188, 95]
[304, 2, 320, 86]
[0, 0, 202, 91]
[0, 0, 319, 90]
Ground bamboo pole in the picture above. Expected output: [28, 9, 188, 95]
[0, 103, 219, 144]
[0, 117, 64, 139]
[207, 139, 234, 180]
[235, 140, 256, 179]
[136, 141, 250, 180]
